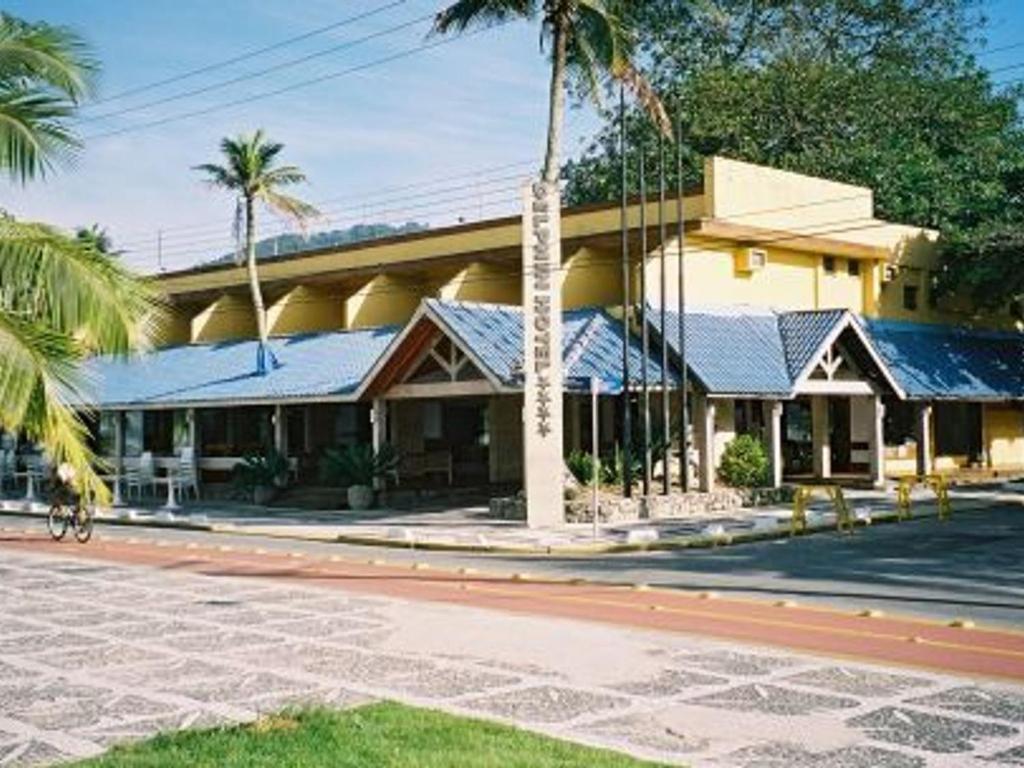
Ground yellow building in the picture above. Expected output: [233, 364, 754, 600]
[82, 157, 1024, 499]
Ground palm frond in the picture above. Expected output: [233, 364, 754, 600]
[259, 165, 307, 188]
[0, 13, 97, 102]
[261, 190, 320, 231]
[0, 309, 108, 503]
[616, 62, 672, 138]
[193, 162, 237, 189]
[0, 87, 79, 182]
[432, 0, 537, 35]
[0, 218, 161, 356]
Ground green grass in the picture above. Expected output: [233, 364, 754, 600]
[72, 702, 673, 767]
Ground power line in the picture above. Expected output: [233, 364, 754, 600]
[83, 21, 512, 142]
[78, 10, 435, 126]
[115, 170, 530, 250]
[86, 0, 409, 107]
[126, 184, 523, 265]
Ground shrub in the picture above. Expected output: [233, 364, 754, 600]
[232, 446, 289, 496]
[319, 443, 399, 488]
[566, 450, 598, 485]
[719, 434, 770, 488]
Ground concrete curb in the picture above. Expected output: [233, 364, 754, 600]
[2, 495, 1009, 556]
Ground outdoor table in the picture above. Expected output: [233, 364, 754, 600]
[158, 466, 180, 510]
[98, 471, 124, 506]
[18, 466, 44, 503]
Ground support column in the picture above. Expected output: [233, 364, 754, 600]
[186, 408, 197, 449]
[812, 396, 831, 479]
[916, 402, 933, 476]
[764, 400, 783, 489]
[273, 404, 286, 456]
[113, 411, 124, 506]
[696, 393, 716, 492]
[868, 395, 885, 488]
[371, 398, 387, 453]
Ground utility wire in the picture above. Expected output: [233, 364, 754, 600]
[85, 0, 409, 107]
[83, 22, 511, 141]
[78, 11, 436, 125]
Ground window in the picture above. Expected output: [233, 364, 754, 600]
[823, 256, 836, 274]
[847, 260, 861, 277]
[903, 285, 919, 311]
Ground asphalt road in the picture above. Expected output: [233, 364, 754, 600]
[4, 502, 1023, 628]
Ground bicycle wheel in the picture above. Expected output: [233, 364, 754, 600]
[73, 506, 93, 544]
[47, 503, 68, 541]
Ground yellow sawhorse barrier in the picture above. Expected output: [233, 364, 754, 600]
[792, 484, 854, 536]
[896, 474, 952, 521]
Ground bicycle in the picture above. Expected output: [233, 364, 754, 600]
[47, 464, 93, 544]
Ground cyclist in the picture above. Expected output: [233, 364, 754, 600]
[47, 462, 93, 543]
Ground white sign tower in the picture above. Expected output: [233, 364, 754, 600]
[521, 180, 564, 528]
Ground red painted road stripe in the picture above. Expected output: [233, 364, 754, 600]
[4, 533, 1023, 682]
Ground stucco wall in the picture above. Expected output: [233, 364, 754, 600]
[488, 394, 523, 484]
[985, 404, 1024, 469]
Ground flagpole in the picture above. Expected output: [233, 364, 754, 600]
[619, 84, 633, 499]
[658, 131, 670, 495]
[639, 141, 651, 498]
[676, 110, 689, 492]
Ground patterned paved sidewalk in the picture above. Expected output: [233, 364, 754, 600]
[1, 547, 1023, 767]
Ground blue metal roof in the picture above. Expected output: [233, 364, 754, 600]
[79, 298, 1024, 409]
[80, 326, 398, 408]
[426, 299, 677, 394]
[657, 307, 794, 396]
[862, 318, 1024, 400]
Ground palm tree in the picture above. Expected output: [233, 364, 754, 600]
[76, 224, 114, 254]
[432, 0, 669, 185]
[195, 131, 319, 374]
[0, 13, 157, 503]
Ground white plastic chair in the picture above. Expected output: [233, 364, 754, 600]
[174, 447, 200, 500]
[125, 451, 156, 498]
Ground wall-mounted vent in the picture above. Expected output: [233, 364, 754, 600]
[735, 247, 768, 273]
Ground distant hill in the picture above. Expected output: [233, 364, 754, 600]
[209, 221, 428, 265]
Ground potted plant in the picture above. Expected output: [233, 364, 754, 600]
[319, 443, 399, 511]
[232, 446, 290, 505]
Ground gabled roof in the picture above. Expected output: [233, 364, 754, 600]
[80, 326, 398, 408]
[777, 309, 848, 380]
[425, 299, 677, 393]
[653, 305, 903, 398]
[861, 318, 1024, 400]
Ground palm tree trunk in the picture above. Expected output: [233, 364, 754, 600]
[244, 195, 269, 350]
[542, 8, 568, 185]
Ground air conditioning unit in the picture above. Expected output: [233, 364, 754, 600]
[882, 264, 900, 283]
[735, 247, 768, 273]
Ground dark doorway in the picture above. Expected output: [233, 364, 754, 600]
[830, 398, 852, 473]
[782, 399, 813, 475]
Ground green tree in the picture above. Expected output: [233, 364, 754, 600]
[562, 1, 1024, 306]
[432, 0, 669, 185]
[195, 131, 319, 373]
[0, 13, 157, 502]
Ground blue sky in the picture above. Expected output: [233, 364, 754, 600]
[5, 0, 1024, 273]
